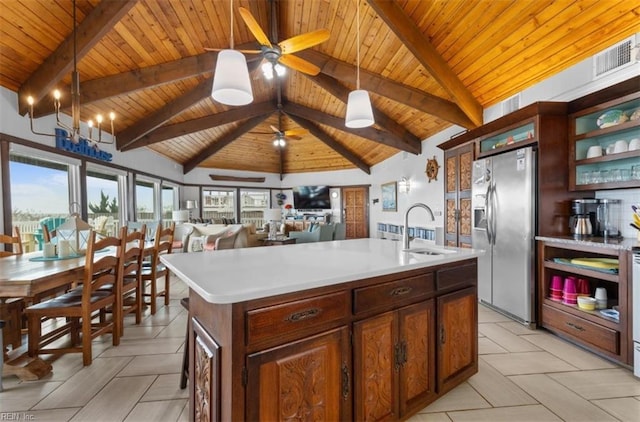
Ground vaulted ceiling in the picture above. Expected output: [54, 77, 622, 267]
[1, 0, 638, 177]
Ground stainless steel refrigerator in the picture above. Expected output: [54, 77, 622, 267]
[472, 147, 536, 325]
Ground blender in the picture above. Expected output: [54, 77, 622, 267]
[596, 199, 622, 238]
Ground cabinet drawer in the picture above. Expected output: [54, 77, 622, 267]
[436, 261, 477, 291]
[542, 304, 619, 354]
[353, 273, 434, 315]
[246, 291, 349, 346]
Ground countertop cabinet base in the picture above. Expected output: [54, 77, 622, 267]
[188, 260, 478, 421]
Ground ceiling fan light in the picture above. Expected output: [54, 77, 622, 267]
[212, 49, 254, 106]
[274, 63, 286, 77]
[261, 62, 274, 79]
[345, 89, 375, 128]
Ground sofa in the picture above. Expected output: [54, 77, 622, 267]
[183, 222, 267, 251]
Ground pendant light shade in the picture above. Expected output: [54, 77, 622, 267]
[345, 89, 374, 128]
[211, 49, 254, 106]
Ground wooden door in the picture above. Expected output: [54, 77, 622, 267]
[246, 326, 351, 421]
[343, 187, 369, 239]
[444, 144, 473, 248]
[353, 311, 398, 421]
[437, 287, 478, 393]
[398, 300, 436, 416]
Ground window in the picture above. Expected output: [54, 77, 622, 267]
[9, 153, 71, 251]
[202, 189, 236, 222]
[162, 184, 178, 221]
[86, 169, 120, 236]
[135, 179, 156, 223]
[240, 189, 270, 226]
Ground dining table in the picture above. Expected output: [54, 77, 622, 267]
[0, 250, 98, 380]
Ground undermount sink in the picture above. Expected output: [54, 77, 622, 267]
[404, 247, 457, 256]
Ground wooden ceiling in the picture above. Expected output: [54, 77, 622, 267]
[1, 0, 638, 176]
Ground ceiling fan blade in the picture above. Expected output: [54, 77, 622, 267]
[270, 125, 281, 134]
[285, 135, 302, 141]
[278, 54, 321, 76]
[284, 128, 308, 137]
[278, 29, 330, 55]
[238, 7, 272, 48]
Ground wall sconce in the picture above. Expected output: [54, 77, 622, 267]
[398, 177, 411, 194]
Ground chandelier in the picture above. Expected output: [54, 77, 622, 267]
[25, 0, 115, 145]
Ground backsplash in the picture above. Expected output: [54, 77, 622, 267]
[596, 188, 640, 238]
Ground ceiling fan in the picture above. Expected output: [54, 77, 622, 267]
[206, 5, 329, 77]
[252, 114, 308, 148]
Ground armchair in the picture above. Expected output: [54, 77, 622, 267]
[289, 224, 335, 244]
[203, 225, 247, 251]
[332, 223, 346, 240]
[172, 224, 195, 252]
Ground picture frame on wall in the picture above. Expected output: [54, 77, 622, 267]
[381, 181, 397, 212]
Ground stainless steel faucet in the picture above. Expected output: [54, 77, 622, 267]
[402, 203, 435, 250]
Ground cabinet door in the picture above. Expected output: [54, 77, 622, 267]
[437, 287, 478, 393]
[353, 311, 399, 421]
[444, 144, 473, 248]
[398, 300, 436, 416]
[191, 318, 221, 422]
[246, 326, 350, 421]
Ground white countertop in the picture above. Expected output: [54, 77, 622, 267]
[160, 238, 483, 304]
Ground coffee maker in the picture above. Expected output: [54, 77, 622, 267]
[570, 199, 599, 237]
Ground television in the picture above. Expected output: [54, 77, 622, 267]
[292, 186, 331, 209]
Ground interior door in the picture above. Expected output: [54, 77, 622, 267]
[343, 187, 369, 239]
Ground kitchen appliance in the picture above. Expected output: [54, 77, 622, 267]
[573, 215, 592, 237]
[596, 199, 622, 238]
[633, 247, 640, 378]
[472, 147, 536, 325]
[570, 199, 599, 237]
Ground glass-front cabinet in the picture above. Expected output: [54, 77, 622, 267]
[569, 92, 640, 191]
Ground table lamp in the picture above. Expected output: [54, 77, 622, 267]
[264, 208, 282, 240]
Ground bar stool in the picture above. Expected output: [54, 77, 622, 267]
[180, 297, 189, 389]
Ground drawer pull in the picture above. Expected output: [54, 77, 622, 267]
[286, 308, 320, 322]
[390, 286, 412, 296]
[565, 321, 585, 332]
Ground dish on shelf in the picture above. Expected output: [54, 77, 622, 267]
[599, 309, 619, 321]
[570, 257, 619, 270]
[577, 296, 596, 311]
[628, 108, 640, 121]
[596, 110, 628, 128]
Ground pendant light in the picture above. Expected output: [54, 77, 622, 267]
[345, 0, 374, 128]
[211, 0, 254, 106]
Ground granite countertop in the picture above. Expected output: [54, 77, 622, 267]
[535, 235, 640, 251]
[160, 238, 483, 304]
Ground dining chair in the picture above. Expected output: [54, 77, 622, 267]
[140, 222, 174, 315]
[25, 230, 121, 366]
[115, 224, 146, 338]
[0, 226, 23, 257]
[41, 224, 56, 244]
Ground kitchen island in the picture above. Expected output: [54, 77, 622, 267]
[161, 238, 483, 421]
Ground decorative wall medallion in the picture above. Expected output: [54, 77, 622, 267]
[426, 156, 440, 182]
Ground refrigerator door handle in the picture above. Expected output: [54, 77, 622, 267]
[485, 184, 492, 244]
[491, 181, 498, 245]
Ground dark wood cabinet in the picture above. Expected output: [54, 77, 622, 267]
[537, 239, 631, 365]
[187, 258, 478, 421]
[246, 326, 351, 421]
[353, 300, 436, 421]
[444, 143, 473, 248]
[437, 287, 478, 393]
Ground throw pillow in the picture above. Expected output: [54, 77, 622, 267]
[308, 223, 315, 232]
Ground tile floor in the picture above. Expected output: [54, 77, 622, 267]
[2, 277, 639, 422]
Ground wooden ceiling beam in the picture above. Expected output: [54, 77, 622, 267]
[288, 115, 371, 175]
[366, 0, 483, 127]
[307, 72, 421, 155]
[117, 79, 213, 151]
[124, 100, 277, 150]
[18, 0, 138, 116]
[183, 114, 271, 174]
[297, 50, 476, 129]
[283, 102, 420, 154]
[30, 43, 260, 117]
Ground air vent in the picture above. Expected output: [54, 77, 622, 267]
[501, 94, 520, 116]
[593, 36, 634, 78]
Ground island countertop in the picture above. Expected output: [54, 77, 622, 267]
[160, 238, 483, 304]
